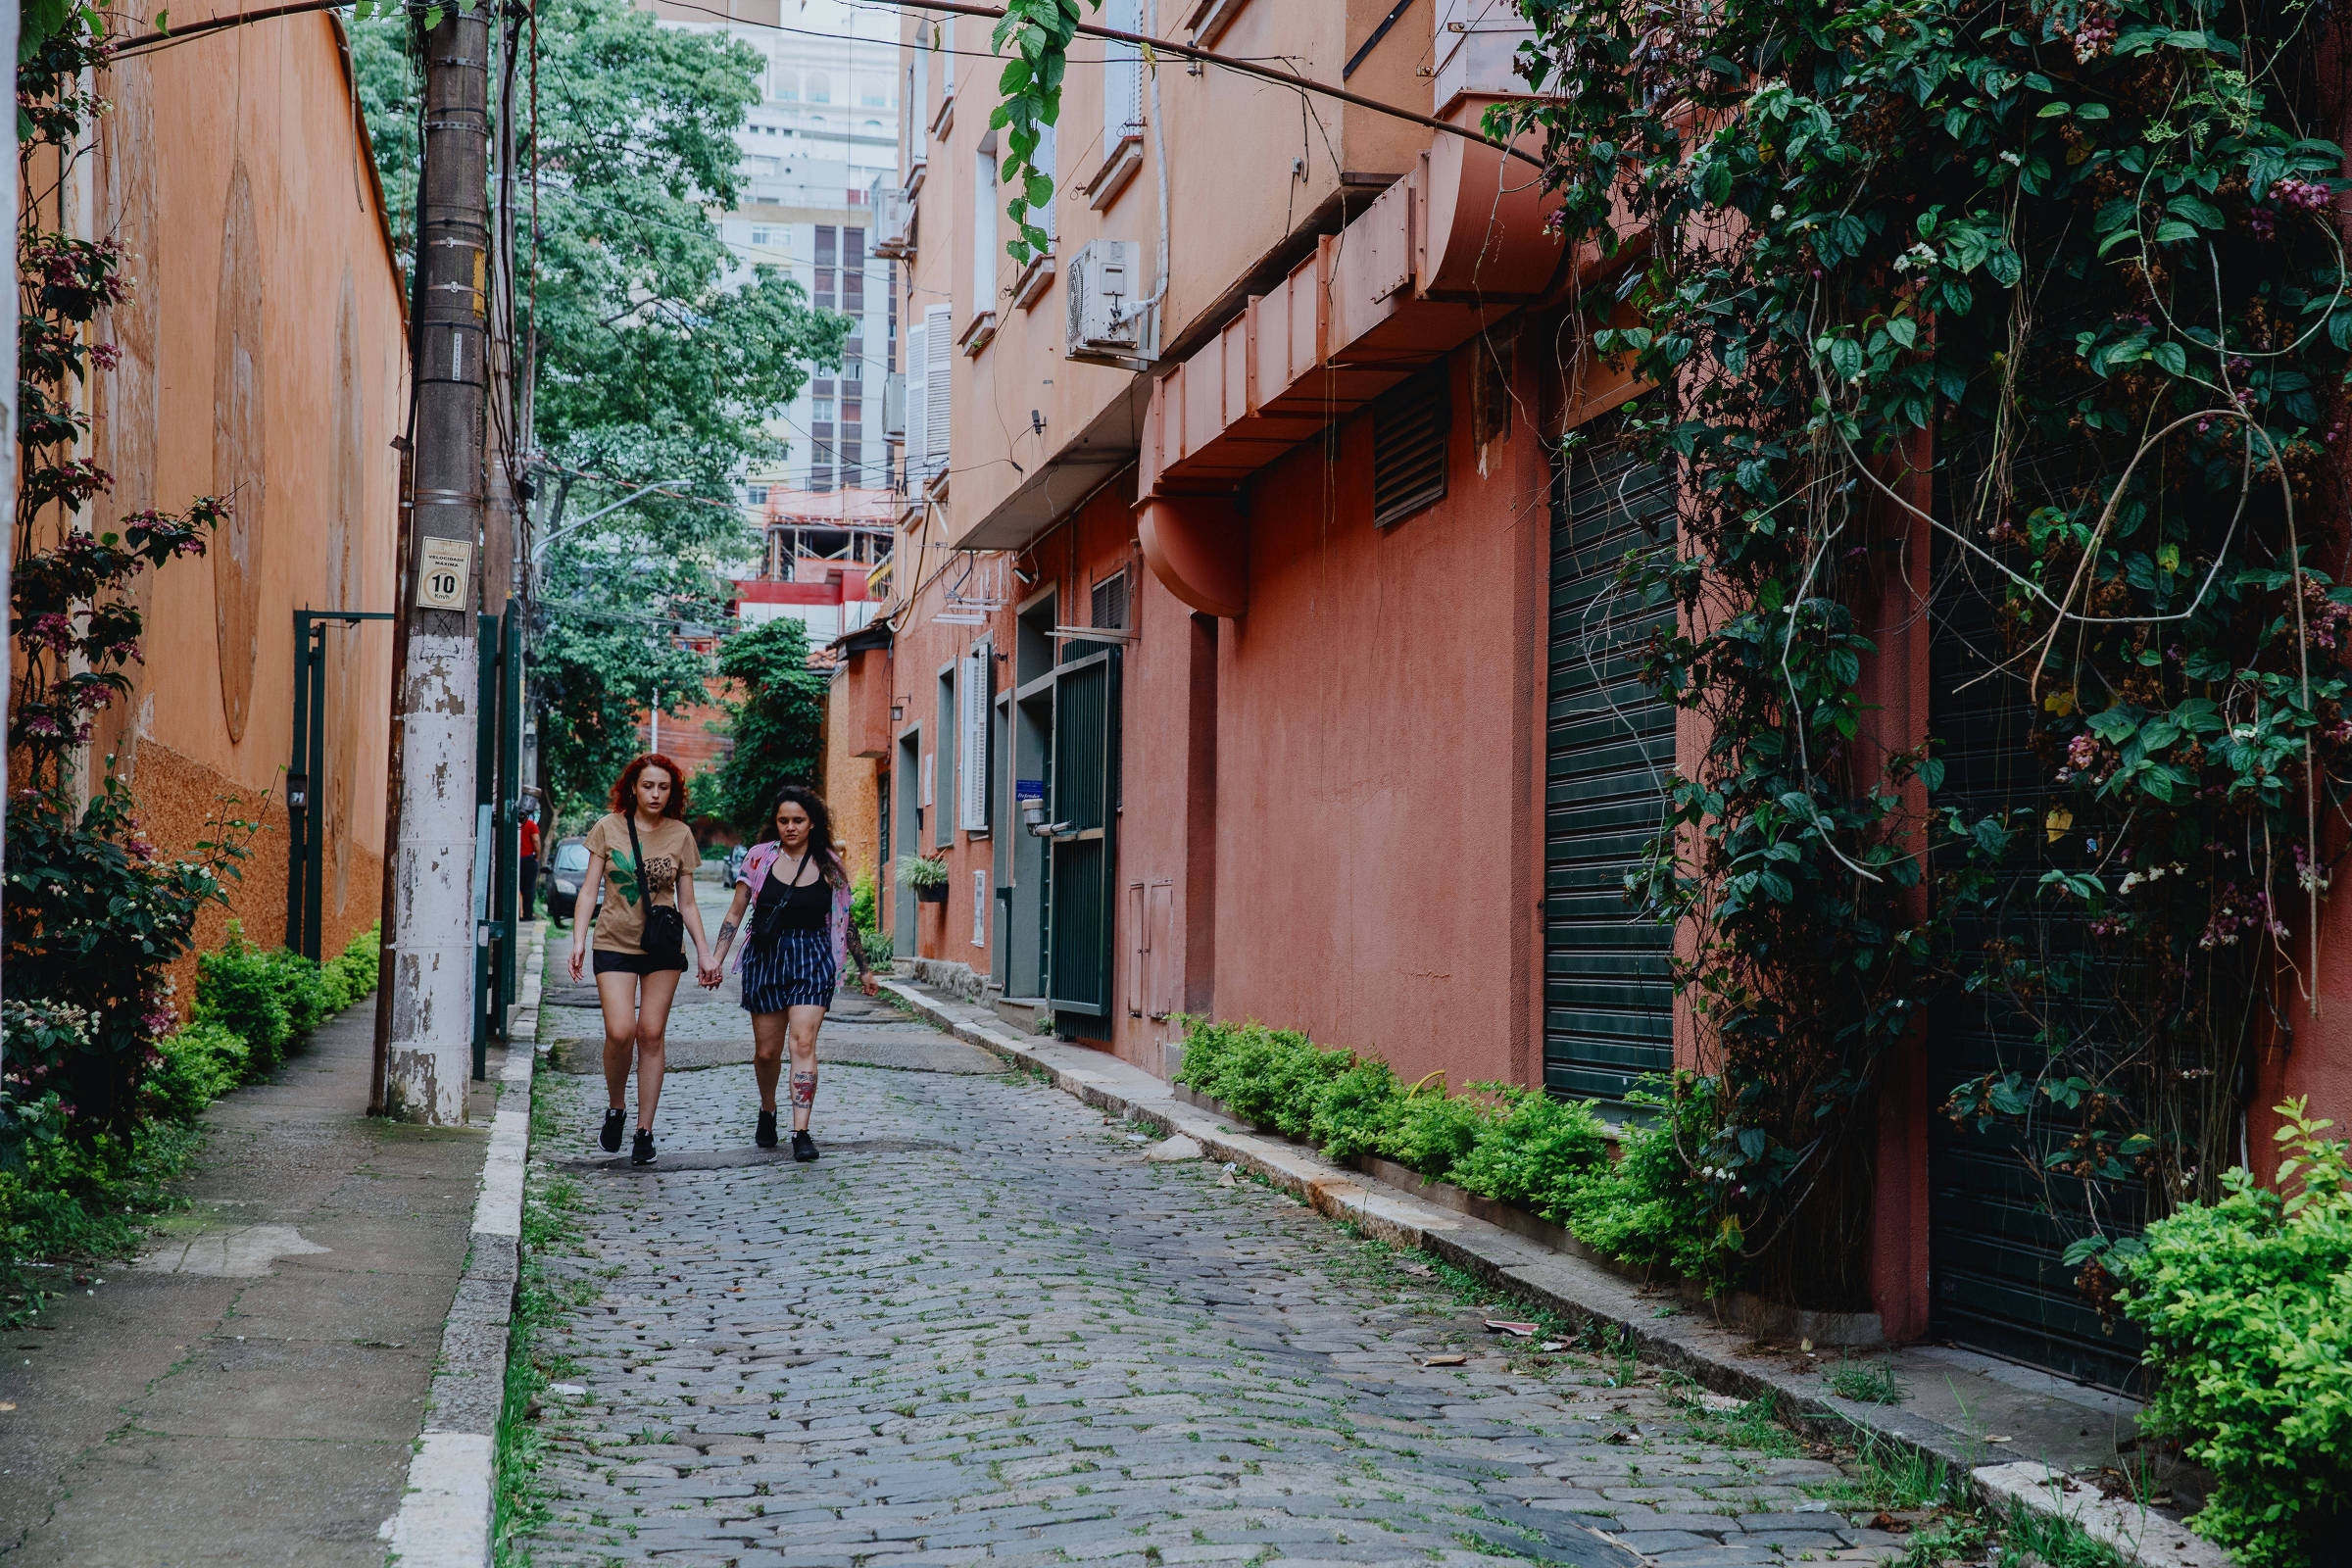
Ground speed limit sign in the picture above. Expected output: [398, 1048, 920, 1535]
[416, 538, 474, 612]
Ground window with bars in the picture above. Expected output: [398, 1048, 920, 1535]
[1371, 372, 1449, 529]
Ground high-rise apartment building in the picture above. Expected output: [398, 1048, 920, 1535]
[645, 0, 901, 507]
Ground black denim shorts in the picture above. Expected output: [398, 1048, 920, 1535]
[592, 948, 688, 976]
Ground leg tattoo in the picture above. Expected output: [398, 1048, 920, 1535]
[789, 1069, 818, 1109]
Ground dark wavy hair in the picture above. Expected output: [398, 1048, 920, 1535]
[610, 754, 689, 819]
[771, 785, 847, 887]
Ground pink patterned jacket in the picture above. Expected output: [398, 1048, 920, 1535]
[735, 842, 856, 975]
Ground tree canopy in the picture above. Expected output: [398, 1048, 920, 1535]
[353, 0, 851, 824]
[707, 615, 828, 835]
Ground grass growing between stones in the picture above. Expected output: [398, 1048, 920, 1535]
[492, 1071, 598, 1568]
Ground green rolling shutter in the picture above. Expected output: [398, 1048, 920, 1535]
[1544, 442, 1677, 1109]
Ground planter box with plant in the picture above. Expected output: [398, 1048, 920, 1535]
[897, 854, 951, 905]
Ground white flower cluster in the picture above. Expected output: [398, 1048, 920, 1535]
[1891, 242, 1938, 273]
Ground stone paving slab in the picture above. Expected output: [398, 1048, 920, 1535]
[517, 1030, 1909, 1567]
[877, 979, 2212, 1568]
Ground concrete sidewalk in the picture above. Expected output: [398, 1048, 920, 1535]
[0, 975, 524, 1566]
[880, 976, 2228, 1568]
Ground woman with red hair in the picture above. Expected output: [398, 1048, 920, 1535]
[566, 754, 714, 1165]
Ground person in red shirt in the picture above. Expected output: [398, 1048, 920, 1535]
[518, 798, 542, 921]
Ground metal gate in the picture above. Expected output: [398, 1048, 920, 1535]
[1929, 557, 2147, 1391]
[1543, 442, 1678, 1110]
[1046, 647, 1119, 1020]
[285, 608, 395, 963]
[286, 600, 521, 1083]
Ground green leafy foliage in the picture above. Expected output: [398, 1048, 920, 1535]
[2121, 1099, 2352, 1565]
[1560, 1078, 1736, 1292]
[352, 0, 849, 818]
[709, 615, 829, 833]
[1448, 1085, 1612, 1219]
[194, 922, 381, 1078]
[1377, 1082, 1494, 1185]
[4, 781, 250, 1134]
[145, 1024, 250, 1124]
[1172, 1018, 1722, 1280]
[895, 854, 951, 890]
[1173, 1019, 1352, 1140]
[986, 0, 1102, 262]
[195, 924, 294, 1073]
[1307, 1060, 1401, 1162]
[1496, 0, 2352, 1305]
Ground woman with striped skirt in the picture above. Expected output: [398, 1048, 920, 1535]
[704, 787, 873, 1159]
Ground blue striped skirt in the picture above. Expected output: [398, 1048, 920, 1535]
[740, 926, 838, 1013]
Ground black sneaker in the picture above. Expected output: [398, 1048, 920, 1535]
[791, 1130, 818, 1163]
[756, 1111, 778, 1150]
[630, 1129, 657, 1166]
[599, 1108, 625, 1153]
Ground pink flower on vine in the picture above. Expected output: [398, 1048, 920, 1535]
[24, 612, 73, 653]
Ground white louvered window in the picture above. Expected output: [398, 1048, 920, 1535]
[905, 317, 928, 485]
[1102, 0, 1143, 146]
[973, 151, 999, 313]
[1037, 122, 1057, 243]
[922, 302, 953, 481]
[958, 643, 991, 831]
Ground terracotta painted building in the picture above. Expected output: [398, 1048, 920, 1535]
[67, 8, 410, 1000]
[826, 0, 2352, 1395]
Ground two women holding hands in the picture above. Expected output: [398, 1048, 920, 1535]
[570, 756, 869, 1167]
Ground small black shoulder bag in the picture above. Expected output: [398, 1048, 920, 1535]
[624, 813, 687, 961]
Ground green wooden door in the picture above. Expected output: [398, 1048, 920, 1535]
[1544, 442, 1678, 1110]
[1047, 649, 1119, 1019]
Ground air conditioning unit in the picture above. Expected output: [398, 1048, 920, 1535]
[881, 370, 906, 439]
[870, 175, 914, 259]
[1064, 239, 1151, 366]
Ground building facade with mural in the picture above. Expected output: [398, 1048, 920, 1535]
[70, 10, 410, 1000]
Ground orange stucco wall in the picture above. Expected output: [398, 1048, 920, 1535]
[80, 10, 408, 1003]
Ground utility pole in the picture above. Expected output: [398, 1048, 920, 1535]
[380, 0, 491, 1124]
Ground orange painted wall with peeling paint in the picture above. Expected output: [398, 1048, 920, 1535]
[81, 9, 409, 1003]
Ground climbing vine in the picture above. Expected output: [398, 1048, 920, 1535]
[988, 0, 1097, 264]
[1496, 0, 2352, 1305]
[10, 9, 245, 1137]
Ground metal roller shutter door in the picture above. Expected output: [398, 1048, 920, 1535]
[1544, 443, 1678, 1110]
[1928, 549, 2148, 1392]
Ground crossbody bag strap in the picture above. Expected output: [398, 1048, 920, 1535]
[623, 812, 663, 906]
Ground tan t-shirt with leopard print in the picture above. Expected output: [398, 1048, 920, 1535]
[584, 812, 701, 955]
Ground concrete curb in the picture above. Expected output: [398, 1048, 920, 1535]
[386, 931, 545, 1568]
[879, 978, 2230, 1568]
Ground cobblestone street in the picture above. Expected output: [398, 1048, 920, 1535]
[515, 937, 1900, 1568]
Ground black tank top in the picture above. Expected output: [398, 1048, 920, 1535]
[755, 858, 829, 934]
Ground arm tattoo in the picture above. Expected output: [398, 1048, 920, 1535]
[715, 919, 738, 950]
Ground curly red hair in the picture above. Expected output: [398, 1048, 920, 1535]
[610, 754, 690, 819]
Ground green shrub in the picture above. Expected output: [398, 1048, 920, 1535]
[1563, 1075, 1732, 1289]
[1308, 1060, 1401, 1161]
[851, 873, 878, 935]
[1449, 1085, 1611, 1220]
[2120, 1099, 2352, 1568]
[191, 921, 377, 1080]
[328, 923, 381, 1006]
[146, 1023, 249, 1123]
[194, 922, 291, 1071]
[1378, 1078, 1494, 1183]
[1174, 1019, 1351, 1139]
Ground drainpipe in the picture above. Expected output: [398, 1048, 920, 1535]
[1114, 0, 1172, 352]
